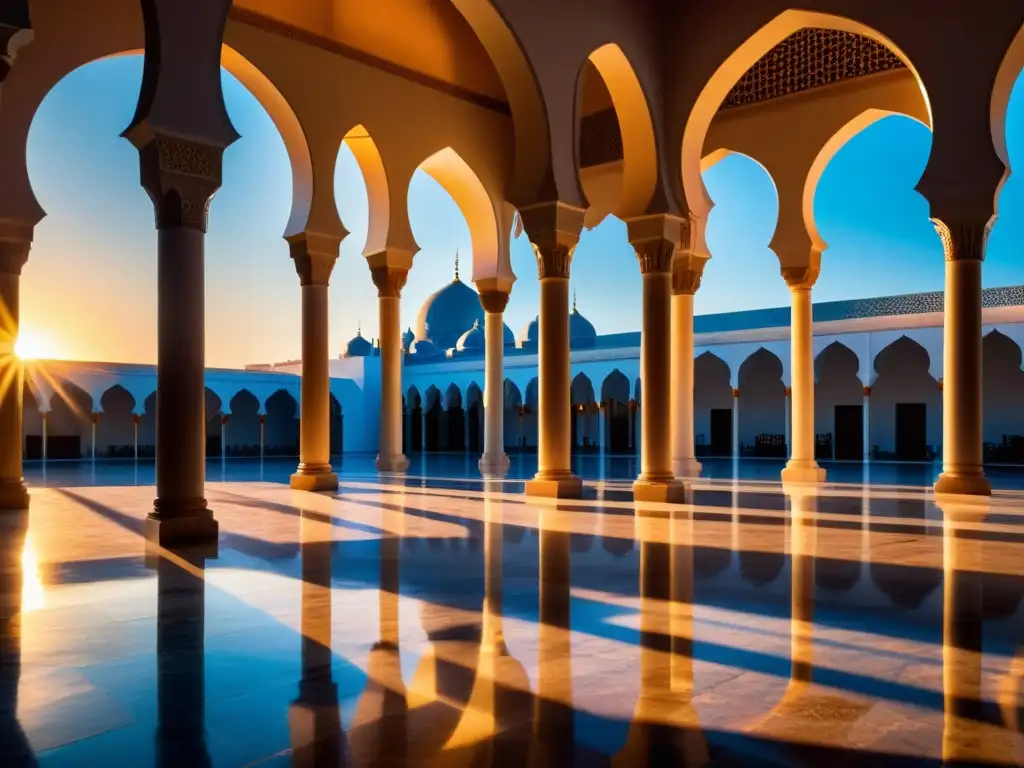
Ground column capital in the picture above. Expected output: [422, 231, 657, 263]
[672, 252, 709, 295]
[518, 201, 584, 280]
[0, 233, 29, 275]
[366, 248, 414, 298]
[479, 290, 510, 314]
[287, 232, 341, 287]
[932, 217, 990, 262]
[781, 264, 819, 290]
[129, 132, 226, 232]
[627, 214, 679, 276]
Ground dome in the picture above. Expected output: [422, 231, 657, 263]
[456, 319, 484, 352]
[414, 253, 483, 352]
[569, 294, 596, 346]
[519, 316, 539, 346]
[344, 327, 373, 358]
[503, 322, 515, 346]
[401, 327, 415, 352]
[409, 338, 441, 358]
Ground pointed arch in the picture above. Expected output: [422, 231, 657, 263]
[872, 336, 940, 460]
[416, 146, 512, 283]
[344, 124, 390, 255]
[681, 10, 932, 223]
[576, 43, 658, 223]
[600, 368, 631, 403]
[992, 27, 1024, 173]
[570, 372, 595, 405]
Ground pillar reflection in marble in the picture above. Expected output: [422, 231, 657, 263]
[0, 512, 31, 766]
[289, 504, 342, 766]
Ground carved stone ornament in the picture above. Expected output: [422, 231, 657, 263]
[633, 239, 675, 274]
[518, 201, 584, 279]
[137, 134, 225, 232]
[932, 218, 988, 262]
[532, 242, 575, 280]
[371, 265, 409, 298]
[287, 232, 341, 287]
[672, 264, 702, 295]
[479, 289, 510, 314]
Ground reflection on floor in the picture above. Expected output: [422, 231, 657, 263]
[2, 473, 1024, 765]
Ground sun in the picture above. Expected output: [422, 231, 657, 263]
[14, 328, 59, 361]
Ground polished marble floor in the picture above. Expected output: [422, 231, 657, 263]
[3, 463, 1024, 765]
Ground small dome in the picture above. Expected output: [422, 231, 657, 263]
[456, 319, 484, 351]
[503, 322, 515, 346]
[519, 316, 539, 346]
[344, 327, 373, 358]
[401, 327, 415, 352]
[570, 293, 596, 346]
[409, 338, 440, 358]
[414, 252, 484, 352]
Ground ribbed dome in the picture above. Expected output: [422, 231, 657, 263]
[456, 319, 484, 351]
[401, 327, 415, 352]
[344, 328, 373, 358]
[414, 277, 484, 352]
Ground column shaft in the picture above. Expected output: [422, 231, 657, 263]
[671, 291, 700, 477]
[0, 262, 28, 510]
[479, 305, 510, 475]
[638, 271, 674, 482]
[534, 275, 573, 481]
[862, 390, 871, 462]
[152, 226, 215, 538]
[731, 392, 740, 459]
[936, 254, 989, 494]
[782, 285, 825, 484]
[377, 294, 408, 472]
[291, 282, 336, 491]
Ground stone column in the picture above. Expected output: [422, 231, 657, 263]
[129, 134, 227, 545]
[478, 289, 510, 476]
[862, 386, 871, 462]
[671, 256, 705, 478]
[731, 389, 740, 459]
[781, 270, 825, 485]
[369, 256, 411, 473]
[630, 218, 685, 502]
[598, 402, 606, 456]
[520, 202, 584, 499]
[933, 220, 991, 495]
[121, 0, 237, 546]
[0, 235, 29, 511]
[784, 387, 792, 456]
[289, 233, 340, 492]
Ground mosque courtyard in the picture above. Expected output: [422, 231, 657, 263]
[1, 456, 1023, 766]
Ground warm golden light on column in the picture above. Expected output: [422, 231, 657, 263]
[479, 289, 511, 476]
[370, 256, 412, 474]
[289, 233, 340, 493]
[781, 268, 825, 485]
[0, 235, 29, 512]
[671, 256, 705, 479]
[933, 219, 990, 496]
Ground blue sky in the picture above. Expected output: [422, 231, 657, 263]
[20, 55, 1024, 368]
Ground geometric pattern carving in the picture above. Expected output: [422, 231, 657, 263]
[722, 29, 905, 110]
[579, 109, 622, 167]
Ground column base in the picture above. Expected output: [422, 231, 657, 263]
[525, 472, 582, 499]
[672, 458, 703, 479]
[478, 452, 510, 478]
[146, 507, 219, 548]
[0, 479, 29, 511]
[376, 453, 409, 473]
[290, 469, 338, 493]
[934, 471, 991, 497]
[780, 461, 826, 485]
[633, 477, 687, 505]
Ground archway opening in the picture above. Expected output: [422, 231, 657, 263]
[47, 380, 92, 459]
[465, 382, 483, 454]
[570, 373, 596, 453]
[423, 386, 442, 452]
[264, 390, 299, 457]
[600, 369, 632, 455]
[96, 385, 137, 459]
[871, 337, 940, 461]
[523, 378, 539, 452]
[406, 386, 423, 454]
[982, 331, 1024, 463]
[443, 384, 464, 452]
[228, 389, 261, 457]
[815, 342, 864, 460]
[694, 352, 732, 457]
[737, 349, 786, 458]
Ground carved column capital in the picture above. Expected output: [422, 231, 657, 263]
[287, 232, 341, 287]
[518, 201, 584, 281]
[479, 290, 510, 314]
[672, 252, 709, 295]
[781, 265, 818, 290]
[131, 133, 225, 232]
[370, 266, 409, 298]
[633, 239, 674, 274]
[0, 232, 30, 275]
[932, 217, 990, 262]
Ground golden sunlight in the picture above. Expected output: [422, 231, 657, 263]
[21, 533, 45, 613]
[15, 327, 60, 361]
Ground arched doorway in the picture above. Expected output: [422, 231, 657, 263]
[465, 383, 483, 454]
[982, 331, 1024, 463]
[330, 394, 344, 456]
[694, 352, 732, 457]
[97, 385, 137, 459]
[523, 378, 539, 452]
[815, 342, 865, 460]
[205, 389, 223, 458]
[872, 337, 940, 461]
[570, 373, 596, 452]
[737, 349, 786, 458]
[423, 386, 442, 452]
[600, 369, 631, 454]
[47, 381, 92, 459]
[444, 384, 464, 452]
[228, 390, 261, 457]
[406, 387, 423, 453]
[264, 390, 299, 457]
[503, 380, 523, 452]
